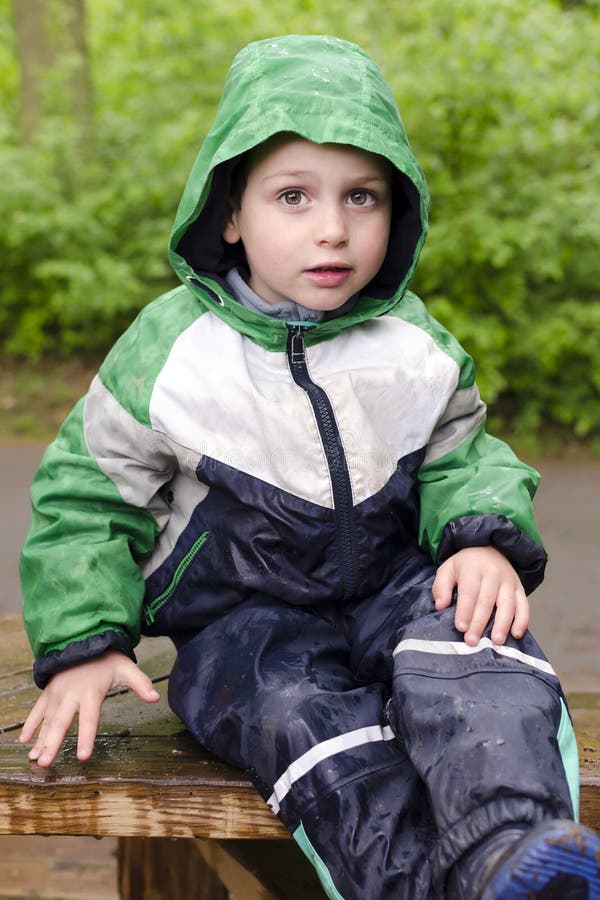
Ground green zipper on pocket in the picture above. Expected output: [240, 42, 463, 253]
[144, 530, 210, 625]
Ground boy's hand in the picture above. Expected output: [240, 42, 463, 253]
[432, 546, 529, 647]
[19, 651, 160, 768]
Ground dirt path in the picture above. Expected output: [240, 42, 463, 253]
[2, 444, 598, 691]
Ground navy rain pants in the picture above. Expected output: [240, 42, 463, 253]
[168, 555, 578, 900]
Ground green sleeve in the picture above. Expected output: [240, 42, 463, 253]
[417, 420, 544, 561]
[20, 396, 165, 661]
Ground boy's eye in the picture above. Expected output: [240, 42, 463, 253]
[348, 190, 374, 206]
[280, 190, 304, 206]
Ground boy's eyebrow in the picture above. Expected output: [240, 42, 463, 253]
[261, 171, 390, 184]
[261, 170, 312, 183]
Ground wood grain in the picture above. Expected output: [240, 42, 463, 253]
[0, 733, 288, 839]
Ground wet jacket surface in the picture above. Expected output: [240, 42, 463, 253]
[21, 35, 547, 688]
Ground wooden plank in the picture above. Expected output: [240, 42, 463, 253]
[1, 723, 597, 838]
[0, 733, 288, 839]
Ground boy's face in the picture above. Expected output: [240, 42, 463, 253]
[223, 137, 392, 311]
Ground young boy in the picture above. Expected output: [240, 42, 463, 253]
[19, 34, 600, 899]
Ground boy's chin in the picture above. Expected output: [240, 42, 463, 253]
[296, 292, 356, 312]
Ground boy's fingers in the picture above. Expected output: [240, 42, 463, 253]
[28, 725, 50, 761]
[511, 588, 530, 640]
[20, 696, 47, 744]
[432, 562, 456, 609]
[463, 574, 500, 646]
[490, 587, 516, 645]
[22, 657, 157, 768]
[454, 572, 482, 633]
[455, 595, 476, 633]
[34, 699, 79, 767]
[77, 698, 102, 761]
[26, 709, 53, 759]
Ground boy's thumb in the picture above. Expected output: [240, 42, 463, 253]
[141, 681, 161, 702]
[126, 666, 160, 702]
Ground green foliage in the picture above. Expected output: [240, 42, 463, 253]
[376, 1, 600, 439]
[0, 0, 599, 442]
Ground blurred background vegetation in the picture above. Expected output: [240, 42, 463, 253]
[1, 0, 599, 450]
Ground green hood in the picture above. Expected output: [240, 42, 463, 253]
[168, 34, 430, 342]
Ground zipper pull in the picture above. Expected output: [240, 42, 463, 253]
[291, 329, 305, 364]
[287, 323, 314, 365]
[144, 606, 155, 626]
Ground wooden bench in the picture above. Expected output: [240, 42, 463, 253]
[1, 615, 599, 899]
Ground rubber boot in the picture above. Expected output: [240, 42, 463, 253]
[449, 819, 600, 899]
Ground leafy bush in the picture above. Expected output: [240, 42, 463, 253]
[384, 1, 600, 439]
[0, 0, 599, 441]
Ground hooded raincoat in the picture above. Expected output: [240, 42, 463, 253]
[21, 35, 578, 900]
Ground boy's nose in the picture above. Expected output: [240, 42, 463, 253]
[315, 206, 349, 246]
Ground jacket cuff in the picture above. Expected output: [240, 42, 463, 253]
[33, 630, 137, 689]
[436, 514, 547, 595]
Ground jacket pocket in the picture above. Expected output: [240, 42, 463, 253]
[143, 530, 210, 626]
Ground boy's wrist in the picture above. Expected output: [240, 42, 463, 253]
[436, 513, 547, 594]
[33, 629, 136, 689]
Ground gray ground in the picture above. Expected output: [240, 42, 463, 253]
[2, 444, 598, 691]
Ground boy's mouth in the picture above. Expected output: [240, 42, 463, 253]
[304, 265, 352, 287]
